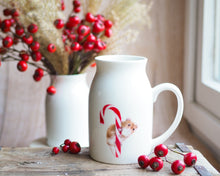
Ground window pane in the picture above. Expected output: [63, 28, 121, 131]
[214, 0, 220, 82]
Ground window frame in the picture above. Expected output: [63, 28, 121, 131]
[184, 0, 220, 157]
[196, 0, 220, 118]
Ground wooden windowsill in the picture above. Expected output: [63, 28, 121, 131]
[0, 146, 219, 175]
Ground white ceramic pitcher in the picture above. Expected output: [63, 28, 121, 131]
[89, 55, 183, 164]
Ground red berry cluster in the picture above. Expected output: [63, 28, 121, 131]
[55, 1, 113, 54]
[0, 8, 57, 93]
[138, 144, 197, 175]
[0, 0, 113, 95]
[52, 139, 81, 155]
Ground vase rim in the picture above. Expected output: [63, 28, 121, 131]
[95, 55, 148, 63]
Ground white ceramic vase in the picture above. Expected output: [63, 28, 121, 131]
[46, 73, 89, 147]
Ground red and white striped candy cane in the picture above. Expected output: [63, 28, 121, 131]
[100, 104, 122, 158]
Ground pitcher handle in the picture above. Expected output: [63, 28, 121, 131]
[152, 83, 184, 147]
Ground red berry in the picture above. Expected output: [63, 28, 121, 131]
[1, 26, 10, 33]
[138, 155, 150, 169]
[104, 20, 113, 29]
[96, 14, 105, 22]
[17, 61, 28, 72]
[86, 34, 96, 42]
[65, 22, 73, 30]
[28, 23, 38, 33]
[68, 33, 76, 41]
[73, 0, 81, 7]
[2, 19, 11, 28]
[22, 34, 33, 45]
[13, 37, 19, 45]
[54, 19, 64, 29]
[64, 139, 71, 146]
[184, 152, 197, 166]
[15, 25, 24, 36]
[83, 41, 94, 52]
[33, 68, 44, 81]
[69, 141, 81, 154]
[3, 9, 11, 16]
[47, 43, 56, 53]
[70, 42, 80, 51]
[63, 29, 70, 36]
[77, 35, 84, 42]
[92, 21, 105, 33]
[68, 16, 80, 27]
[47, 86, 56, 95]
[62, 145, 69, 153]
[74, 7, 81, 13]
[30, 41, 40, 51]
[61, 0, 65, 11]
[11, 9, 19, 17]
[86, 13, 95, 23]
[154, 144, 168, 157]
[77, 25, 90, 36]
[10, 18, 16, 26]
[171, 160, 185, 175]
[149, 157, 163, 171]
[31, 51, 42, 61]
[94, 39, 106, 51]
[19, 51, 29, 61]
[52, 147, 59, 154]
[2, 36, 13, 48]
[90, 62, 96, 67]
[105, 28, 112, 38]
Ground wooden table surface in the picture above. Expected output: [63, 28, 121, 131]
[0, 146, 219, 176]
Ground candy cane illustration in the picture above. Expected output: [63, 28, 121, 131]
[100, 104, 122, 158]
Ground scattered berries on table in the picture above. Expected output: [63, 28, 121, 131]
[69, 142, 81, 154]
[184, 152, 197, 166]
[171, 160, 185, 175]
[154, 144, 168, 157]
[62, 145, 69, 153]
[52, 147, 59, 154]
[51, 139, 81, 156]
[64, 139, 71, 146]
[138, 155, 150, 169]
[149, 157, 164, 171]
[137, 143, 198, 174]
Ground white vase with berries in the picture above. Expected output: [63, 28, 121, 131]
[46, 73, 89, 147]
[0, 0, 151, 147]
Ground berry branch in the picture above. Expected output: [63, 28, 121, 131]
[2, 56, 48, 72]
[138, 144, 198, 175]
[0, 0, 113, 95]
[168, 147, 184, 156]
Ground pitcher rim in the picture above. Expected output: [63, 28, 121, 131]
[95, 55, 148, 63]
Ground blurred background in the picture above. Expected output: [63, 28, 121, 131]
[0, 0, 219, 171]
